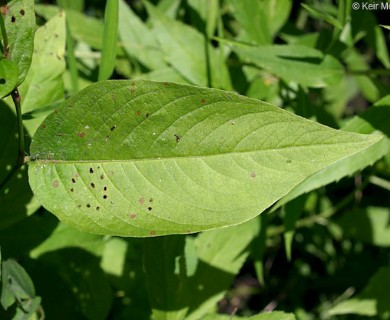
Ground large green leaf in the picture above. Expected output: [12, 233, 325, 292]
[28, 80, 383, 237]
[2, 0, 35, 86]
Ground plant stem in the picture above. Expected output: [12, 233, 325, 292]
[0, 10, 9, 57]
[11, 88, 25, 166]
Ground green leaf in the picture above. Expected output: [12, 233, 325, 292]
[233, 44, 344, 88]
[0, 59, 18, 98]
[328, 266, 390, 318]
[0, 259, 36, 310]
[301, 3, 342, 29]
[201, 311, 296, 320]
[144, 219, 259, 320]
[145, 2, 231, 89]
[18, 11, 66, 115]
[28, 80, 383, 237]
[227, 0, 292, 45]
[2, 0, 36, 86]
[98, 0, 118, 81]
[118, 0, 166, 70]
[336, 207, 390, 247]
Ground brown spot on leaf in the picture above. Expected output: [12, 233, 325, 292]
[89, 167, 94, 174]
[70, 188, 74, 192]
[1, 5, 9, 15]
[91, 183, 95, 188]
[71, 178, 76, 183]
[174, 134, 181, 142]
[77, 204, 81, 208]
[129, 213, 137, 219]
[96, 206, 100, 211]
[20, 9, 25, 15]
[149, 198, 153, 203]
[41, 124, 46, 129]
[139, 197, 145, 205]
[86, 204, 91, 208]
[103, 195, 108, 199]
[145, 113, 150, 118]
[77, 131, 85, 138]
[136, 111, 142, 116]
[200, 99, 206, 104]
[148, 207, 152, 211]
[110, 125, 117, 131]
[250, 172, 256, 178]
[100, 174, 104, 180]
[53, 180, 59, 188]
[150, 230, 157, 236]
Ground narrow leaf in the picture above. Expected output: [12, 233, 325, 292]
[98, 0, 118, 81]
[233, 44, 344, 88]
[28, 80, 383, 237]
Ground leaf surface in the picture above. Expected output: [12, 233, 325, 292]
[0, 59, 18, 98]
[28, 80, 383, 237]
[2, 0, 35, 86]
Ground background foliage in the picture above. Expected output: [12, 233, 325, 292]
[1, 0, 390, 319]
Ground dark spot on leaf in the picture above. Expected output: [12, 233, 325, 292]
[89, 167, 94, 174]
[286, 159, 292, 163]
[54, 33, 58, 38]
[250, 172, 256, 178]
[150, 230, 157, 235]
[200, 99, 206, 104]
[139, 197, 145, 205]
[103, 195, 108, 199]
[145, 113, 150, 118]
[100, 174, 104, 180]
[20, 9, 25, 15]
[86, 204, 91, 208]
[110, 125, 117, 131]
[77, 131, 85, 138]
[11, 16, 15, 22]
[110, 201, 114, 205]
[72, 178, 76, 183]
[41, 123, 46, 129]
[136, 111, 142, 116]
[0, 5, 9, 15]
[149, 198, 153, 203]
[0, 79, 5, 84]
[70, 188, 74, 192]
[148, 207, 152, 211]
[174, 134, 181, 142]
[91, 183, 95, 188]
[129, 213, 137, 219]
[53, 180, 59, 188]
[103, 186, 107, 191]
[77, 204, 81, 208]
[96, 206, 100, 211]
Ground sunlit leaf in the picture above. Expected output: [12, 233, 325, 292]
[28, 80, 383, 237]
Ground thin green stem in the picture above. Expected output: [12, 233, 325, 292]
[11, 88, 25, 166]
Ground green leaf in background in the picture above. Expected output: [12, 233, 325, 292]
[0, 259, 39, 312]
[233, 44, 344, 88]
[336, 207, 390, 247]
[145, 2, 231, 89]
[18, 11, 66, 116]
[144, 219, 259, 320]
[0, 102, 40, 230]
[201, 310, 296, 320]
[228, 0, 292, 45]
[0, 59, 18, 98]
[28, 80, 383, 237]
[98, 0, 118, 81]
[118, 0, 166, 70]
[328, 266, 390, 318]
[2, 0, 35, 86]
